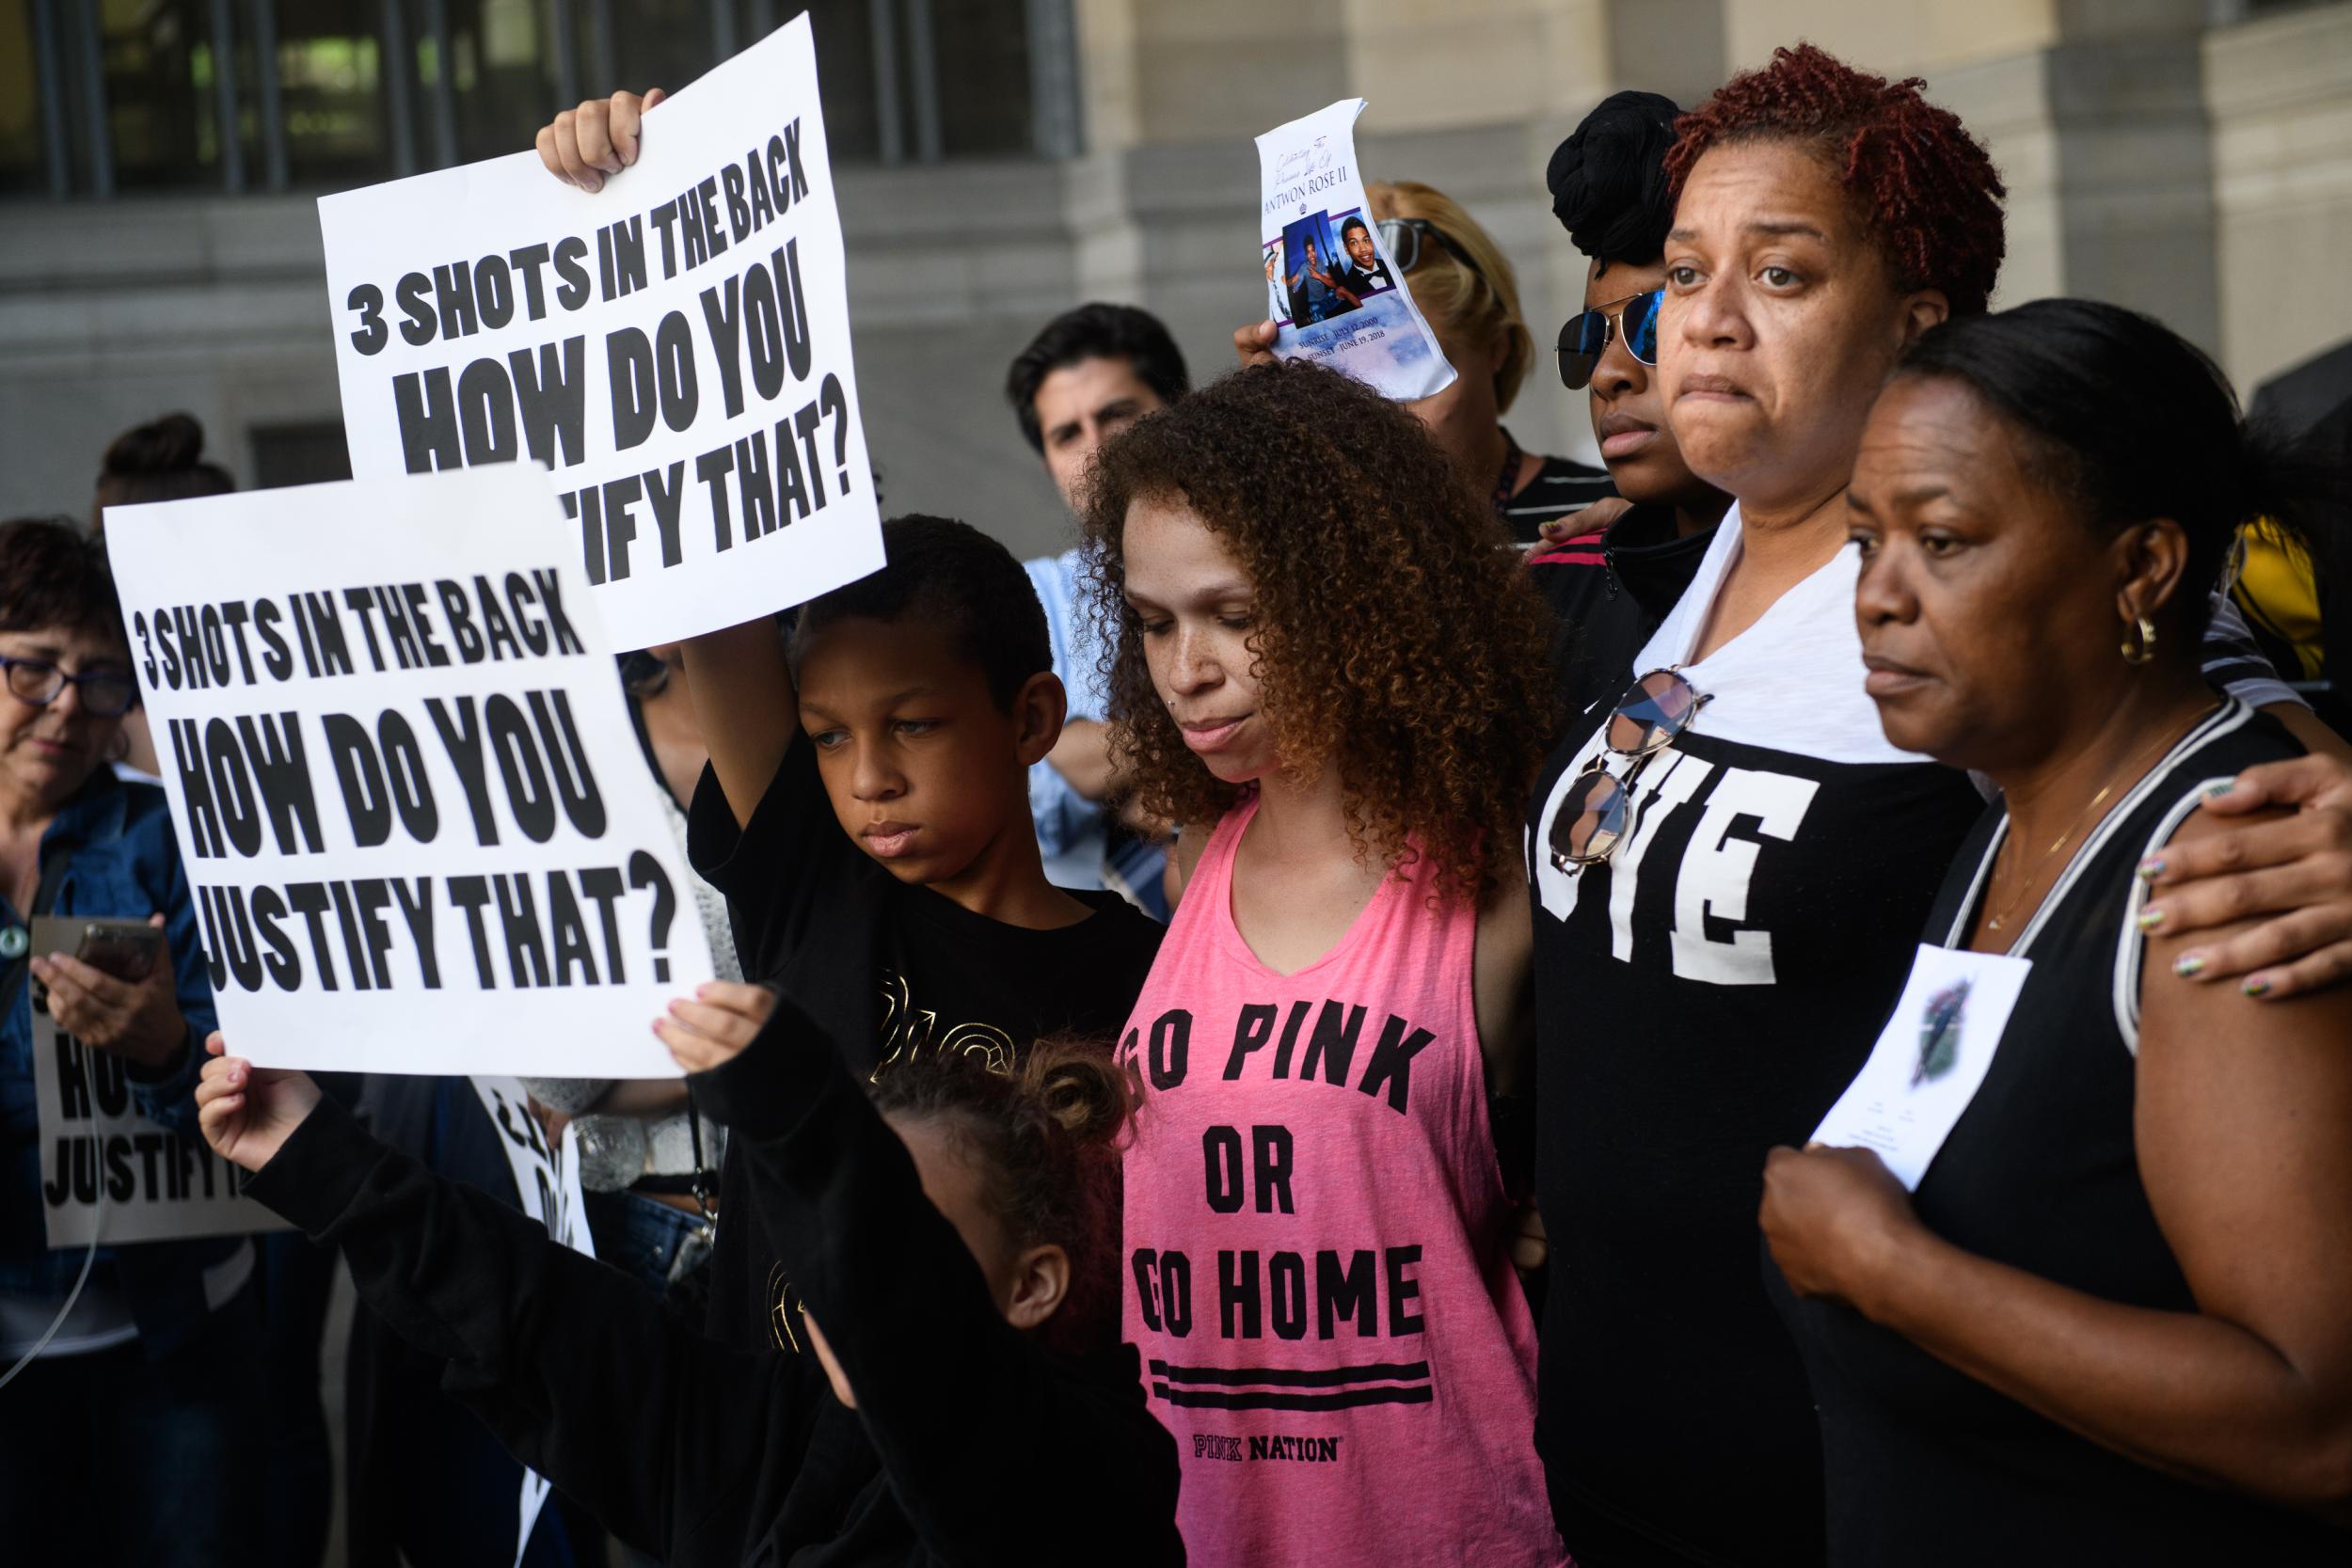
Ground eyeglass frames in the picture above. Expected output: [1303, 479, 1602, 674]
[1556, 290, 1664, 389]
[1375, 217, 1489, 290]
[0, 655, 139, 718]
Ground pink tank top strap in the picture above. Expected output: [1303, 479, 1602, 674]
[1171, 790, 1258, 927]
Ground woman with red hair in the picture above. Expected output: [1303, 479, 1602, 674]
[1524, 44, 2352, 1568]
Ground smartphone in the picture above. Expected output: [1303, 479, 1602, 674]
[74, 918, 165, 984]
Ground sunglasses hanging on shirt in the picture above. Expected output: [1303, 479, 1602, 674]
[1548, 667, 1709, 874]
[1556, 290, 1664, 389]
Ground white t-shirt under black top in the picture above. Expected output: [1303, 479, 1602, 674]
[1523, 509, 1985, 1566]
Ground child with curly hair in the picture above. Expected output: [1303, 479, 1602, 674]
[195, 990, 1182, 1568]
[1083, 356, 1567, 1567]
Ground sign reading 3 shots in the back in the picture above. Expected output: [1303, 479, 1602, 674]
[317, 14, 881, 649]
[102, 467, 713, 1080]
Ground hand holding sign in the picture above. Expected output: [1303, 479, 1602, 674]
[653, 979, 777, 1072]
[197, 1034, 323, 1173]
[538, 88, 668, 193]
[31, 913, 185, 1071]
[1231, 320, 1279, 370]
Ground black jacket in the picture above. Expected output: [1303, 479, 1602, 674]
[246, 1003, 1184, 1568]
[1534, 503, 1717, 717]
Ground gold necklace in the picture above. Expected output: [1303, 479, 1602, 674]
[1981, 710, 2213, 934]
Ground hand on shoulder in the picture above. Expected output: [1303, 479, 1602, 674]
[2138, 753, 2352, 999]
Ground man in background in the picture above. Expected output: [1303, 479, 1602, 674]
[1004, 303, 1191, 919]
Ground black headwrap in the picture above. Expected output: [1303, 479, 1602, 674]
[1546, 90, 1684, 263]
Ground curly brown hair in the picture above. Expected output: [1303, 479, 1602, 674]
[1664, 42, 2007, 316]
[1079, 359, 1560, 904]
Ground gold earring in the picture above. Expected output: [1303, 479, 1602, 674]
[2121, 614, 2157, 666]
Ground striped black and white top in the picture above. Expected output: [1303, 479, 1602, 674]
[1500, 442, 1614, 546]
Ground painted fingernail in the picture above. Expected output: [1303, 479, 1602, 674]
[2137, 907, 2166, 931]
[2205, 781, 2233, 799]
[2172, 954, 2203, 978]
[2242, 975, 2272, 997]
[2137, 856, 2165, 880]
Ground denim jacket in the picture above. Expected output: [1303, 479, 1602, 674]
[2, 768, 236, 1360]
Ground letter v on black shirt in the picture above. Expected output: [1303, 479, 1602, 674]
[244, 998, 1183, 1568]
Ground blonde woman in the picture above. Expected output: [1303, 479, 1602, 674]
[1242, 181, 1615, 543]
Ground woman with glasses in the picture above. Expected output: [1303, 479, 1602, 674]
[1239, 182, 1616, 545]
[1088, 358, 1566, 1567]
[1531, 91, 1734, 709]
[1763, 301, 2352, 1563]
[1522, 46, 2352, 1568]
[0, 517, 262, 1561]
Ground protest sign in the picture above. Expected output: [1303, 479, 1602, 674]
[1257, 99, 1456, 402]
[318, 14, 882, 650]
[103, 466, 714, 1079]
[470, 1077, 595, 1568]
[29, 915, 290, 1247]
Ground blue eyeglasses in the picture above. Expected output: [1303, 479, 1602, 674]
[1557, 290, 1663, 389]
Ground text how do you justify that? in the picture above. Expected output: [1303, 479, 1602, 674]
[340, 118, 856, 584]
[131, 571, 687, 998]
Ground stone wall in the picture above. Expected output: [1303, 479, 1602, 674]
[4, 0, 2345, 566]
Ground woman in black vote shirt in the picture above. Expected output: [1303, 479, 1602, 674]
[1522, 45, 2352, 1568]
[1763, 301, 2352, 1562]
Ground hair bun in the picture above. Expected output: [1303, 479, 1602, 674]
[102, 413, 210, 478]
[1022, 1038, 1133, 1148]
[1547, 91, 1685, 261]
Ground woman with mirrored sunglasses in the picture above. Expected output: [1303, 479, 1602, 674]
[0, 517, 260, 1561]
[1520, 47, 2352, 1568]
[1527, 90, 1735, 726]
[1233, 182, 1614, 545]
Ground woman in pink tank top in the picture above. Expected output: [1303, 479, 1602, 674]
[1081, 360, 1568, 1566]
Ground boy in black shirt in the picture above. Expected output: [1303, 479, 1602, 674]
[677, 514, 1164, 1352]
